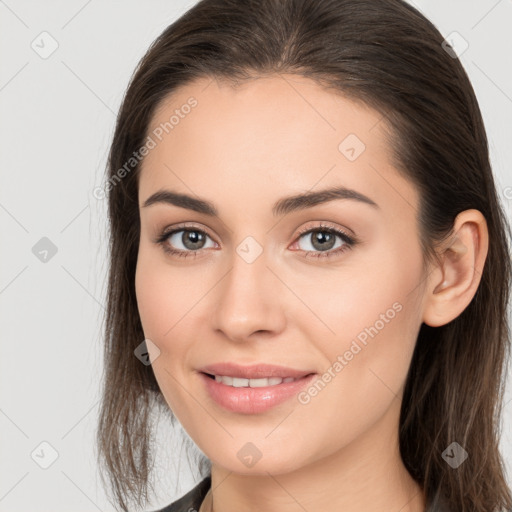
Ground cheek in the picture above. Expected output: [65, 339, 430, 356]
[134, 247, 212, 398]
[135, 256, 169, 341]
[134, 246, 201, 343]
[134, 252, 193, 413]
[311, 244, 424, 417]
[293, 233, 423, 349]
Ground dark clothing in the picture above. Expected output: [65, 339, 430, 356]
[151, 474, 451, 512]
[151, 476, 211, 512]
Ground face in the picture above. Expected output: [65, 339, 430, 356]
[135, 74, 429, 475]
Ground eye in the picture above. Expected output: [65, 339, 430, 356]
[291, 223, 357, 260]
[155, 224, 216, 259]
[155, 221, 358, 260]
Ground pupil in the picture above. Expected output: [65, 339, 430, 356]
[312, 231, 335, 251]
[184, 230, 205, 249]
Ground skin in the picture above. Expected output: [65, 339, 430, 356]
[135, 74, 488, 512]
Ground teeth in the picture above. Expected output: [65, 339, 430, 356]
[213, 375, 298, 387]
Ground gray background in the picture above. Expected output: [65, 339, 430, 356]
[0, 0, 511, 510]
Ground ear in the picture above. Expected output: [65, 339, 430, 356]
[422, 209, 489, 327]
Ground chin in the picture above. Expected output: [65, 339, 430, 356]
[206, 445, 309, 476]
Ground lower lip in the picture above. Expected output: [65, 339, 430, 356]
[199, 372, 317, 414]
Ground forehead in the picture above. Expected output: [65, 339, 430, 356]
[139, 74, 418, 220]
[145, 73, 384, 157]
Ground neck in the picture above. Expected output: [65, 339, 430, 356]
[208, 398, 426, 512]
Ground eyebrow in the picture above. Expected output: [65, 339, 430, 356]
[141, 185, 379, 216]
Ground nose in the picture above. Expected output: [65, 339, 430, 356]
[210, 246, 287, 343]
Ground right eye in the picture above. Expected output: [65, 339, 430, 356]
[156, 226, 217, 258]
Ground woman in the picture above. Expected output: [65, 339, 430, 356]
[95, 0, 512, 511]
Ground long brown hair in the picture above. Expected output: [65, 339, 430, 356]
[95, 0, 512, 510]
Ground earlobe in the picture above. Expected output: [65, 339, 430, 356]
[422, 209, 489, 328]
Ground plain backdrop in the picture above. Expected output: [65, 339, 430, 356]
[1, 1, 511, 510]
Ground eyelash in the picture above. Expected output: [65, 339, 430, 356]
[154, 222, 358, 261]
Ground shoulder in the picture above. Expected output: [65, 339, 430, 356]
[149, 475, 211, 512]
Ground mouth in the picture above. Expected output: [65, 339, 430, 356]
[201, 372, 315, 388]
[199, 370, 317, 414]
[198, 362, 315, 381]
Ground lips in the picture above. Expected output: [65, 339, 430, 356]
[198, 362, 315, 380]
[199, 371, 317, 414]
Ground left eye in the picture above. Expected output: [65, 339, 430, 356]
[292, 227, 355, 257]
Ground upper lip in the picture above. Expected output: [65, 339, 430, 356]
[199, 362, 315, 379]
